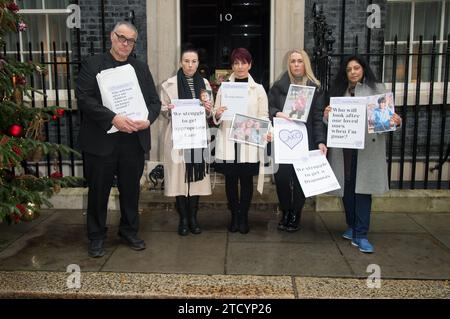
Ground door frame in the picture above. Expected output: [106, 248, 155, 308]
[176, 0, 275, 85]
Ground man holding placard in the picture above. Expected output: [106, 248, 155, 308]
[77, 21, 161, 258]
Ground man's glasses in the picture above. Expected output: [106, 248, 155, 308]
[114, 32, 136, 46]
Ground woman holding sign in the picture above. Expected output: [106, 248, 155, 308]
[212, 48, 269, 234]
[268, 49, 327, 232]
[160, 45, 213, 236]
[323, 55, 402, 253]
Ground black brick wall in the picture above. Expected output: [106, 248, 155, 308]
[74, 0, 147, 62]
[303, 0, 450, 164]
[304, 0, 386, 80]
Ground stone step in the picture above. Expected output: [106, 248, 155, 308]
[139, 184, 315, 211]
[47, 187, 450, 213]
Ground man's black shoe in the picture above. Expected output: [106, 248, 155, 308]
[118, 233, 146, 251]
[88, 239, 105, 258]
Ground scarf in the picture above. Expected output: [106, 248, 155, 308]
[176, 68, 208, 183]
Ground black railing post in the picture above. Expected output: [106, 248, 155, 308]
[411, 36, 423, 189]
[65, 42, 76, 177]
[40, 42, 51, 176]
[101, 0, 106, 53]
[52, 42, 63, 174]
[75, 0, 82, 62]
[378, 35, 384, 81]
[366, 0, 373, 64]
[424, 36, 437, 188]
[388, 36, 398, 186]
[312, 3, 335, 92]
[438, 35, 450, 189]
[27, 42, 39, 177]
[340, 0, 346, 65]
[399, 35, 411, 189]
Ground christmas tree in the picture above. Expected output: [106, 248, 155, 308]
[0, 1, 81, 224]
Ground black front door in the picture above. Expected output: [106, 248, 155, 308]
[181, 0, 271, 90]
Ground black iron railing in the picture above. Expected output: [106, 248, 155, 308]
[313, 32, 450, 189]
[3, 31, 450, 189]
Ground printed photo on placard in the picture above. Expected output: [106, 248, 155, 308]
[367, 92, 396, 134]
[281, 84, 316, 122]
[229, 113, 270, 148]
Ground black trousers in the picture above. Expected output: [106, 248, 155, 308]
[225, 174, 254, 213]
[84, 133, 145, 240]
[274, 164, 306, 212]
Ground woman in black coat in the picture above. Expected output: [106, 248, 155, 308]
[268, 49, 327, 232]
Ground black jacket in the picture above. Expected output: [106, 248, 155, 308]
[76, 52, 161, 156]
[268, 72, 326, 150]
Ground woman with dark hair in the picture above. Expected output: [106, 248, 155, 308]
[268, 49, 327, 232]
[212, 48, 269, 234]
[160, 44, 213, 236]
[323, 55, 402, 253]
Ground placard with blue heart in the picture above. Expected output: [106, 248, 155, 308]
[273, 117, 309, 163]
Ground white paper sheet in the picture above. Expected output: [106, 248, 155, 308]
[96, 64, 149, 134]
[171, 99, 207, 150]
[220, 82, 248, 120]
[273, 118, 309, 163]
[293, 150, 341, 198]
[326, 96, 367, 149]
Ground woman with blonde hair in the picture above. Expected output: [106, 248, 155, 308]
[268, 49, 327, 232]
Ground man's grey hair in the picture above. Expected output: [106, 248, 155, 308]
[112, 21, 138, 39]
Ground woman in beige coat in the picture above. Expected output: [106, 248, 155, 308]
[160, 45, 213, 236]
[212, 48, 269, 234]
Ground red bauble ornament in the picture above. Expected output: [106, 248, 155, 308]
[8, 124, 23, 137]
[52, 115, 58, 121]
[56, 108, 65, 117]
[50, 171, 63, 179]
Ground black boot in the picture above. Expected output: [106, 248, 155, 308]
[228, 210, 239, 233]
[176, 196, 189, 236]
[286, 210, 301, 232]
[277, 210, 290, 231]
[238, 210, 250, 234]
[188, 196, 201, 234]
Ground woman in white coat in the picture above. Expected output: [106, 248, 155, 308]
[160, 45, 213, 236]
[212, 48, 269, 234]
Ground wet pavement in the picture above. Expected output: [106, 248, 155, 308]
[0, 206, 449, 298]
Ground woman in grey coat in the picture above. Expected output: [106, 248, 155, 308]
[323, 55, 402, 253]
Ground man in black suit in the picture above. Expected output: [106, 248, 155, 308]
[76, 21, 161, 258]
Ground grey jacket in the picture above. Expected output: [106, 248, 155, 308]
[328, 82, 389, 196]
